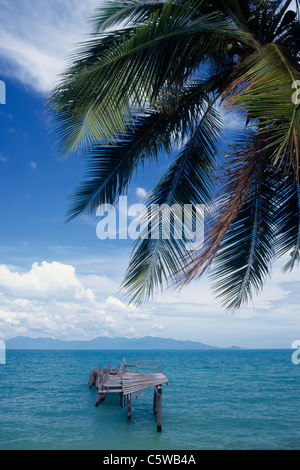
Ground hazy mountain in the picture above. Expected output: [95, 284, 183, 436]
[5, 335, 217, 350]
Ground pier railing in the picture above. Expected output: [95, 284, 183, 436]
[123, 358, 162, 372]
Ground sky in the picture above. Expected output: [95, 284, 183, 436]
[0, 0, 299, 349]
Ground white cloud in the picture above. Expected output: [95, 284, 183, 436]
[127, 311, 151, 321]
[0, 261, 94, 302]
[0, 0, 104, 94]
[105, 295, 151, 320]
[106, 296, 130, 310]
[29, 161, 37, 169]
[0, 252, 299, 348]
[81, 274, 119, 295]
[0, 261, 152, 341]
[152, 323, 165, 331]
[136, 187, 148, 200]
[106, 295, 139, 311]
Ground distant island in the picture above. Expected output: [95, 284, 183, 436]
[5, 335, 220, 350]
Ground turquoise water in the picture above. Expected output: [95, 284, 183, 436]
[0, 349, 299, 450]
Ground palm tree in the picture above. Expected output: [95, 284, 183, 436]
[49, 0, 300, 311]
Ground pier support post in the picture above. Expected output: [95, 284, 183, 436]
[156, 385, 162, 432]
[127, 394, 132, 422]
[153, 387, 157, 415]
[95, 391, 105, 407]
[88, 370, 96, 389]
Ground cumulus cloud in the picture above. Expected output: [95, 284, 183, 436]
[0, 261, 106, 338]
[106, 296, 129, 310]
[105, 295, 151, 320]
[147, 254, 300, 338]
[0, 0, 104, 94]
[0, 261, 94, 302]
[0, 261, 155, 340]
[0, 253, 299, 346]
[136, 187, 148, 200]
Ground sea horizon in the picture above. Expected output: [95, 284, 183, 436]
[2, 334, 296, 351]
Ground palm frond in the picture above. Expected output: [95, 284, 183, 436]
[49, 2, 256, 156]
[122, 100, 223, 304]
[210, 160, 278, 311]
[48, 0, 300, 312]
[225, 42, 300, 177]
[179, 131, 260, 284]
[65, 111, 166, 222]
[65, 80, 213, 220]
[275, 169, 300, 272]
[91, 1, 168, 32]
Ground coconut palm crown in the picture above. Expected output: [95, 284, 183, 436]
[49, 0, 300, 311]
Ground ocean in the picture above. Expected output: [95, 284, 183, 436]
[0, 349, 299, 450]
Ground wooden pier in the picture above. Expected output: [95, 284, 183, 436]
[88, 358, 168, 432]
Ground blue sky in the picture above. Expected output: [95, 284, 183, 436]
[0, 0, 299, 348]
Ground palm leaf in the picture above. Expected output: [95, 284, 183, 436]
[225, 42, 300, 176]
[48, 0, 300, 311]
[275, 169, 300, 271]
[179, 131, 260, 284]
[91, 0, 167, 32]
[65, 81, 216, 220]
[49, 2, 256, 156]
[210, 161, 278, 311]
[122, 99, 222, 304]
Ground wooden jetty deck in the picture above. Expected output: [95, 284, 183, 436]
[88, 358, 168, 432]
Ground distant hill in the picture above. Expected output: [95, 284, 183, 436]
[5, 335, 217, 350]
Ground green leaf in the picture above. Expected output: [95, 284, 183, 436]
[122, 100, 222, 304]
[65, 81, 214, 220]
[49, 3, 255, 156]
[226, 43, 300, 175]
[210, 163, 278, 311]
[91, 1, 167, 32]
[275, 171, 300, 272]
